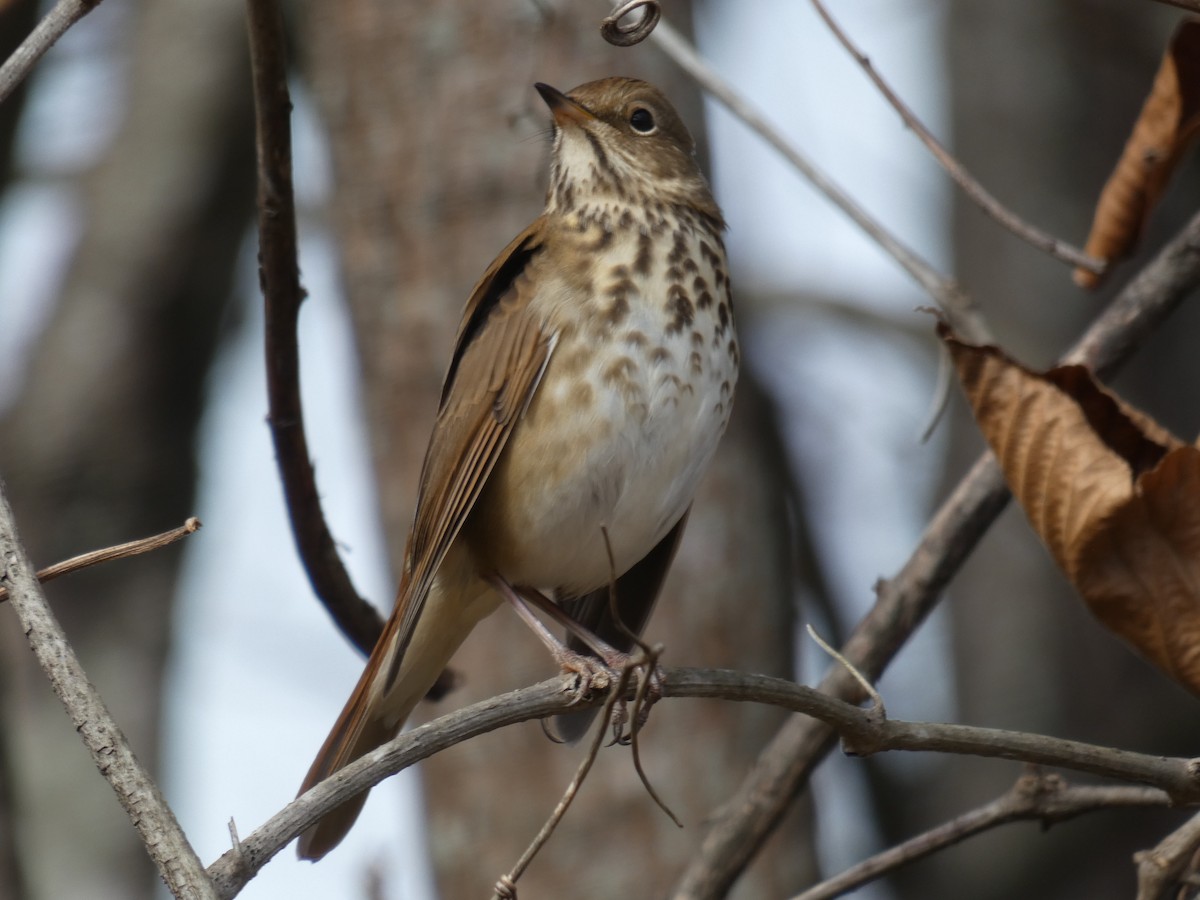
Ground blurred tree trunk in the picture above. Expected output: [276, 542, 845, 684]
[0, 0, 252, 896]
[877, 2, 1200, 898]
[301, 1, 813, 895]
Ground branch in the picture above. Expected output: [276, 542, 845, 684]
[672, 670, 1200, 799]
[1066, 207, 1200, 376]
[1136, 811, 1200, 900]
[795, 770, 1170, 900]
[246, 0, 384, 655]
[0, 0, 103, 106]
[808, 0, 1103, 275]
[0, 518, 202, 603]
[0, 482, 216, 899]
[492, 661, 640, 900]
[641, 15, 994, 346]
[205, 667, 1200, 898]
[669, 207, 1200, 898]
[208, 678, 572, 899]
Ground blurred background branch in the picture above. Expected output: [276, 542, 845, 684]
[247, 0, 383, 656]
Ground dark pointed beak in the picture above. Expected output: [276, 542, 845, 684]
[534, 82, 595, 127]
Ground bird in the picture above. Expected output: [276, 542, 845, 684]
[296, 76, 739, 861]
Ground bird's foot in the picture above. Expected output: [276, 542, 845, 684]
[551, 645, 663, 743]
[553, 645, 617, 704]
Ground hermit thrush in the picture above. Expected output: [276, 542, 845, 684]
[297, 77, 738, 860]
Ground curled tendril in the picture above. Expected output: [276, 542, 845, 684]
[600, 1, 661, 47]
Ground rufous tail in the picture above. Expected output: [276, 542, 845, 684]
[295, 656, 406, 861]
[296, 551, 491, 861]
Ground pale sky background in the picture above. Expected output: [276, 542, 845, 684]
[0, 1, 955, 897]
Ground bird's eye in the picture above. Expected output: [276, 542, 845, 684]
[629, 107, 656, 134]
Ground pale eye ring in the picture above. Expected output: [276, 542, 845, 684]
[629, 107, 656, 134]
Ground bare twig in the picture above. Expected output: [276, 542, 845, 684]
[805, 624, 883, 716]
[492, 664, 636, 900]
[669, 670, 1200, 799]
[918, 340, 954, 442]
[796, 770, 1170, 900]
[206, 666, 1200, 898]
[669, 208, 1200, 900]
[613, 2, 1097, 279]
[0, 482, 217, 899]
[208, 677, 575, 899]
[596, 527, 680, 826]
[1066, 208, 1200, 377]
[246, 0, 384, 655]
[808, 0, 1103, 275]
[626, 644, 682, 828]
[600, 0, 660, 46]
[1136, 812, 1200, 900]
[641, 17, 992, 345]
[0, 518, 202, 603]
[0, 0, 103, 106]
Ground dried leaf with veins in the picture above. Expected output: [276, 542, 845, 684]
[940, 323, 1200, 696]
[1075, 18, 1200, 289]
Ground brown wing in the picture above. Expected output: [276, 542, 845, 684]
[386, 218, 554, 684]
[297, 221, 555, 860]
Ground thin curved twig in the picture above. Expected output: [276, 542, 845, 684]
[805, 624, 883, 716]
[795, 769, 1170, 900]
[644, 17, 993, 347]
[808, 0, 1103, 275]
[600, 0, 660, 46]
[918, 339, 954, 442]
[606, 2, 1102, 278]
[627, 643, 682, 827]
[247, 0, 384, 655]
[0, 0, 103, 106]
[205, 666, 1200, 899]
[669, 207, 1200, 899]
[0, 517, 202, 603]
[492, 663, 636, 899]
[0, 483, 217, 898]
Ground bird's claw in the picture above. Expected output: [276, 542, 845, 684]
[609, 659, 664, 745]
[557, 650, 614, 706]
[554, 645, 664, 742]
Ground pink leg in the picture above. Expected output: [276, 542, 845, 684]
[485, 574, 663, 737]
[485, 574, 622, 698]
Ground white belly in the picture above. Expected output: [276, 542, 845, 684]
[470, 298, 737, 596]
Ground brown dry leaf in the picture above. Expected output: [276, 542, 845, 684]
[1074, 18, 1200, 290]
[940, 323, 1200, 696]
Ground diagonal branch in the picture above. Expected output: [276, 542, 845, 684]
[0, 481, 217, 899]
[794, 770, 1170, 900]
[642, 15, 993, 346]
[668, 208, 1200, 899]
[0, 0, 103, 106]
[808, 0, 1103, 275]
[246, 0, 383, 655]
[206, 667, 1200, 899]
